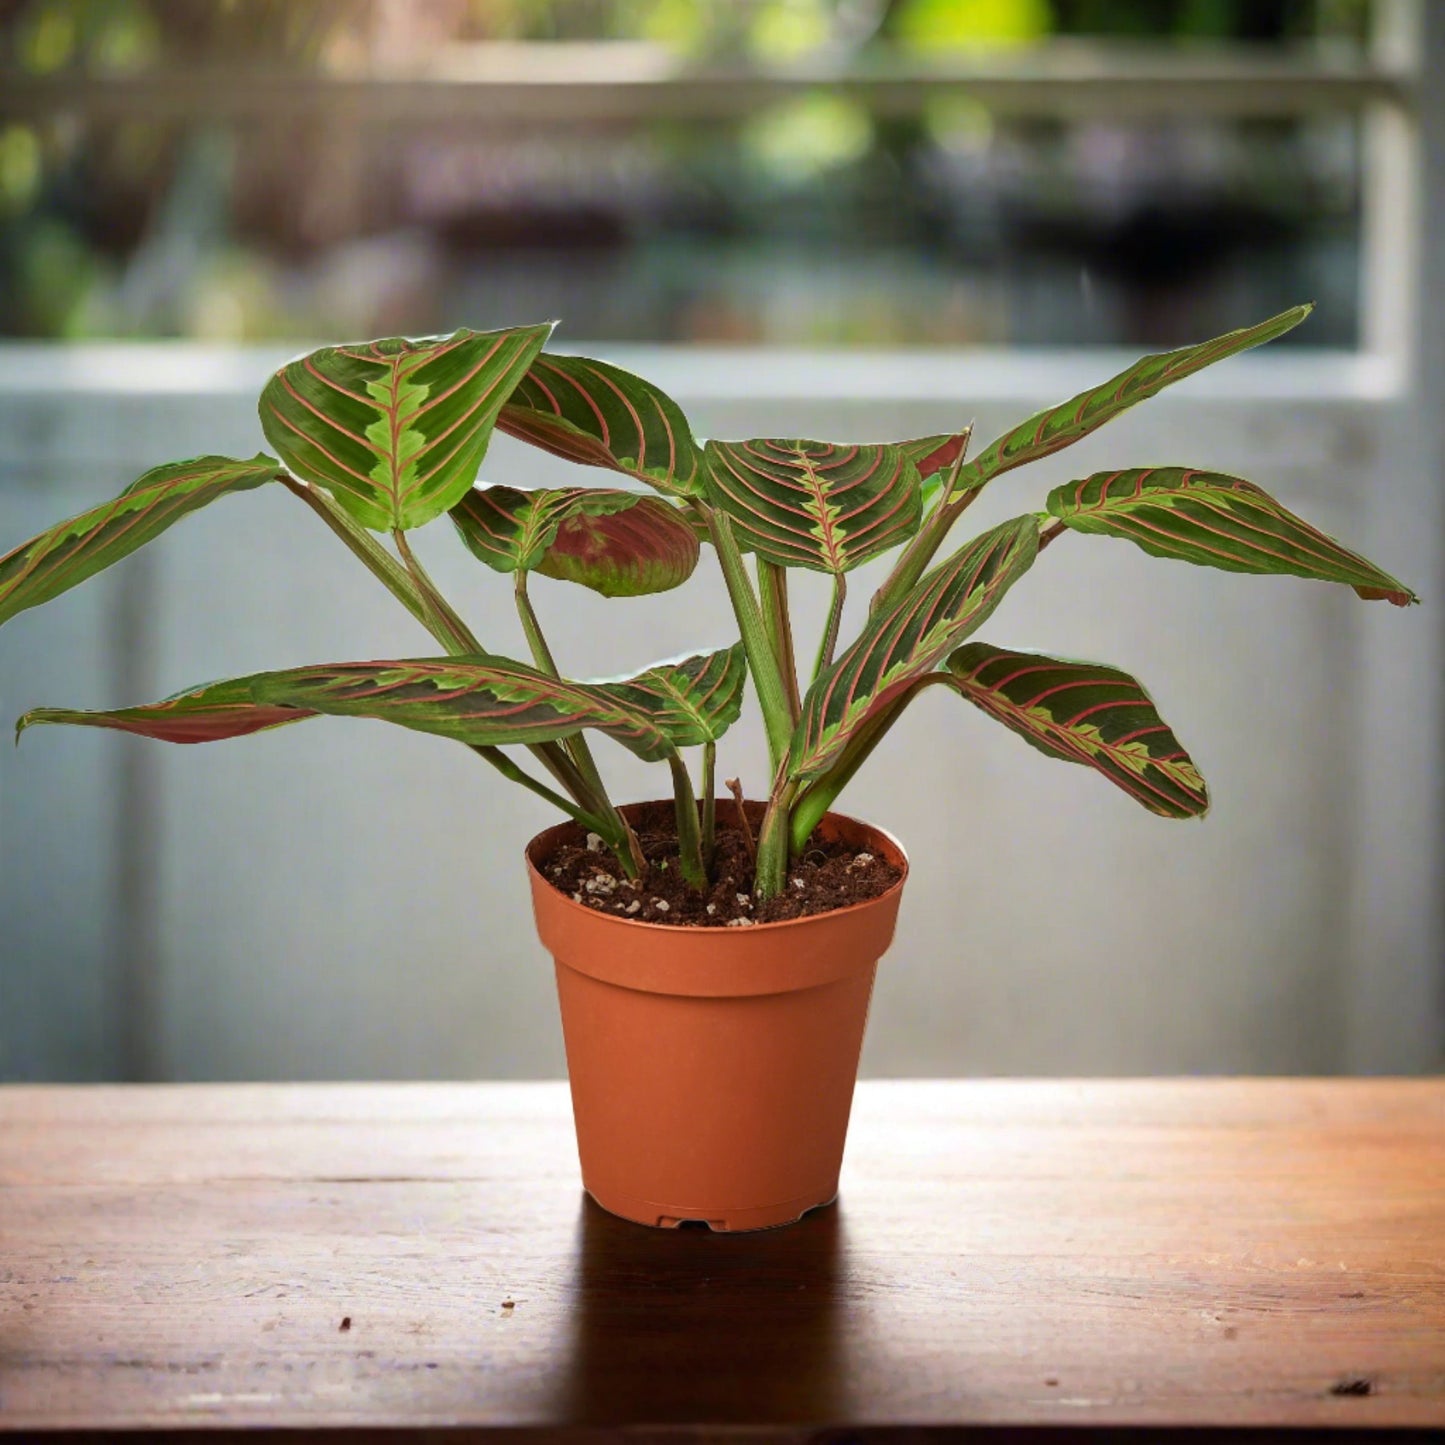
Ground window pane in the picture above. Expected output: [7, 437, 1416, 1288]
[0, 0, 1373, 346]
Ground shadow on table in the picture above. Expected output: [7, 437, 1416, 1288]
[555, 1190, 850, 1425]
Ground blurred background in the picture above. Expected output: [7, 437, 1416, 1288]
[0, 0, 1440, 1081]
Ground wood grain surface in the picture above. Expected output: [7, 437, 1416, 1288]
[1, 1079, 1442, 1436]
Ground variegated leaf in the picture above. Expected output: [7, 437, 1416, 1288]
[451, 484, 699, 596]
[16, 674, 311, 745]
[0, 454, 278, 628]
[1046, 467, 1416, 604]
[250, 655, 677, 762]
[537, 496, 699, 597]
[260, 324, 552, 532]
[789, 514, 1039, 780]
[953, 305, 1311, 496]
[600, 643, 746, 748]
[451, 484, 577, 573]
[899, 428, 971, 480]
[497, 351, 706, 499]
[945, 642, 1208, 819]
[704, 439, 922, 574]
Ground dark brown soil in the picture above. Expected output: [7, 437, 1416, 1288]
[538, 800, 901, 927]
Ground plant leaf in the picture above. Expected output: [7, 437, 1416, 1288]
[0, 454, 278, 628]
[1046, 467, 1416, 604]
[450, 484, 699, 596]
[16, 674, 312, 745]
[789, 514, 1039, 780]
[600, 643, 747, 747]
[953, 304, 1312, 497]
[497, 351, 706, 499]
[944, 642, 1208, 819]
[451, 485, 594, 573]
[536, 496, 700, 597]
[250, 655, 678, 762]
[899, 428, 972, 480]
[704, 439, 922, 574]
[259, 324, 552, 532]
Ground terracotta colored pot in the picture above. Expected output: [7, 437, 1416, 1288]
[526, 800, 908, 1231]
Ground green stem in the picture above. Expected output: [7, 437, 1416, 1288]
[281, 477, 431, 630]
[484, 747, 619, 840]
[668, 754, 707, 890]
[704, 507, 794, 773]
[514, 568, 560, 675]
[393, 527, 483, 656]
[814, 571, 846, 679]
[391, 521, 639, 853]
[512, 568, 639, 872]
[754, 774, 799, 900]
[758, 558, 801, 722]
[701, 740, 717, 871]
[869, 446, 977, 618]
[283, 480, 618, 857]
[790, 676, 949, 852]
[868, 493, 965, 617]
[381, 520, 599, 817]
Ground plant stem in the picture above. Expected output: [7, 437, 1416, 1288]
[381, 520, 603, 818]
[700, 740, 716, 871]
[725, 776, 757, 862]
[758, 558, 801, 721]
[512, 568, 641, 872]
[869, 492, 970, 617]
[668, 754, 707, 890]
[754, 773, 799, 900]
[869, 445, 976, 618]
[1037, 516, 1068, 549]
[703, 507, 794, 773]
[484, 747, 619, 839]
[526, 735, 611, 822]
[789, 675, 951, 852]
[283, 480, 630, 866]
[814, 571, 846, 679]
[396, 526, 641, 859]
[513, 568, 560, 675]
[392, 527, 484, 656]
[281, 477, 431, 629]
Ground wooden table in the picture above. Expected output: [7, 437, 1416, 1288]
[2, 1080, 1442, 1439]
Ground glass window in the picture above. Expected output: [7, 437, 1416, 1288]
[0, 0, 1375, 346]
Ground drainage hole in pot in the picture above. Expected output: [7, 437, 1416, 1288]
[661, 1217, 717, 1230]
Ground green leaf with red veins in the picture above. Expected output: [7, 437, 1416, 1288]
[953, 304, 1312, 498]
[259, 324, 552, 532]
[1046, 467, 1416, 605]
[451, 484, 590, 573]
[497, 351, 706, 499]
[789, 514, 1039, 781]
[249, 655, 678, 762]
[0, 454, 278, 628]
[944, 642, 1208, 819]
[704, 439, 922, 574]
[450, 484, 700, 596]
[537, 495, 699, 597]
[599, 643, 746, 747]
[16, 674, 313, 745]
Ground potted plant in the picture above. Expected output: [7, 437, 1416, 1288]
[1, 305, 1413, 1230]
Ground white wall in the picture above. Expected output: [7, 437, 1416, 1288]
[0, 345, 1439, 1080]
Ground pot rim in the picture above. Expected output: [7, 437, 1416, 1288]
[524, 800, 909, 936]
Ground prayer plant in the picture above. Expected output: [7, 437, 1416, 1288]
[2, 306, 1415, 902]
